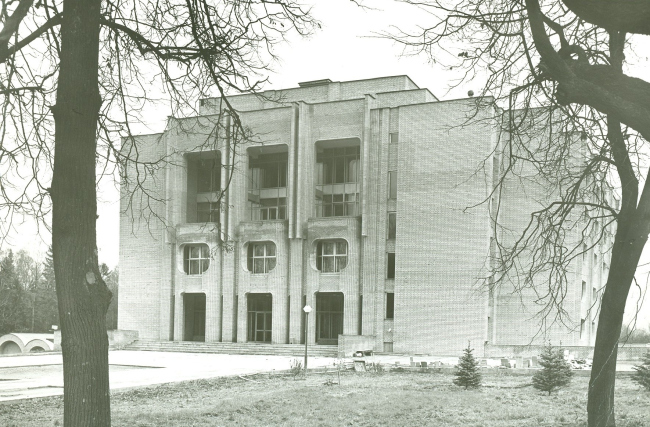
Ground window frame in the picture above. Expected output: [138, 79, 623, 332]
[388, 171, 397, 200]
[248, 152, 289, 221]
[387, 252, 395, 279]
[316, 240, 348, 273]
[196, 202, 220, 223]
[315, 146, 361, 218]
[386, 292, 395, 319]
[317, 146, 360, 185]
[197, 158, 221, 193]
[183, 244, 210, 275]
[387, 212, 396, 239]
[247, 242, 277, 274]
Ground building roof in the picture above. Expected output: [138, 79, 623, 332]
[198, 75, 436, 115]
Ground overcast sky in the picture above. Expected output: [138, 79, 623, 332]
[6, 0, 648, 325]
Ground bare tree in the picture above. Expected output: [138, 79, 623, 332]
[0, 0, 315, 425]
[390, 0, 650, 426]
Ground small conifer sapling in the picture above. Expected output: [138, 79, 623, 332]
[632, 351, 650, 391]
[453, 342, 482, 389]
[532, 344, 574, 395]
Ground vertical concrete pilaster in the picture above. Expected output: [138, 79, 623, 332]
[305, 291, 316, 345]
[236, 292, 247, 343]
[288, 239, 304, 343]
[205, 254, 222, 342]
[272, 290, 289, 344]
[361, 95, 375, 237]
[288, 104, 299, 239]
[343, 292, 359, 337]
[174, 292, 184, 341]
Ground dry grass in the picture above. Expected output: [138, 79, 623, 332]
[1, 370, 648, 426]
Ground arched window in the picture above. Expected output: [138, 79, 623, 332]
[316, 240, 348, 273]
[247, 242, 277, 274]
[183, 244, 210, 275]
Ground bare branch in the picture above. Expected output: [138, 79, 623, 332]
[0, 0, 34, 60]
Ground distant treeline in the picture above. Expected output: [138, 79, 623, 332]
[0, 248, 118, 336]
[620, 323, 650, 344]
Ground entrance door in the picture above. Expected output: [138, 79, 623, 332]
[183, 293, 206, 342]
[316, 292, 344, 345]
[247, 293, 272, 343]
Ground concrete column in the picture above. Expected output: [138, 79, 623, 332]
[205, 263, 222, 342]
[288, 239, 304, 343]
[237, 292, 247, 343]
[272, 290, 289, 344]
[296, 102, 309, 238]
[288, 104, 299, 239]
[159, 242, 174, 341]
[305, 291, 316, 345]
[173, 291, 184, 341]
[220, 115, 231, 241]
[361, 94, 376, 237]
[343, 292, 359, 338]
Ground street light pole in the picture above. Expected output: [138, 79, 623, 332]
[303, 304, 312, 372]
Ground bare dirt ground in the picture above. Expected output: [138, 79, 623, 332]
[1, 369, 648, 426]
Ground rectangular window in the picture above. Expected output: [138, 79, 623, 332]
[387, 212, 396, 239]
[247, 242, 277, 274]
[197, 202, 220, 223]
[317, 146, 360, 184]
[248, 152, 288, 221]
[315, 146, 360, 217]
[187, 153, 221, 224]
[197, 159, 220, 193]
[389, 132, 399, 144]
[387, 252, 395, 279]
[591, 321, 596, 336]
[388, 171, 397, 199]
[386, 293, 394, 319]
[316, 240, 348, 273]
[183, 244, 210, 275]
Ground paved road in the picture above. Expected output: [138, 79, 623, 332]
[0, 351, 336, 402]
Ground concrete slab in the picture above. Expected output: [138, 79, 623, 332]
[0, 350, 335, 402]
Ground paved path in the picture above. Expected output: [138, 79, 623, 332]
[0, 350, 637, 402]
[0, 351, 335, 402]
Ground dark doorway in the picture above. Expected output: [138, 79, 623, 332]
[316, 292, 344, 345]
[183, 293, 206, 342]
[247, 293, 272, 343]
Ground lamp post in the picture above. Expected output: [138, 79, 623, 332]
[303, 304, 312, 372]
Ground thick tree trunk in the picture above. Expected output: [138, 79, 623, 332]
[51, 0, 112, 425]
[587, 218, 646, 427]
[587, 280, 627, 427]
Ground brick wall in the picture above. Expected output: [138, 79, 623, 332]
[393, 99, 496, 354]
[118, 133, 168, 339]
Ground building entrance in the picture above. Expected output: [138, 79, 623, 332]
[247, 293, 272, 343]
[183, 293, 206, 342]
[316, 292, 344, 345]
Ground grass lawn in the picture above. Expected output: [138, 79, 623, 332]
[1, 369, 648, 426]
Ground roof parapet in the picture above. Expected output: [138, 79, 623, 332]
[298, 79, 333, 87]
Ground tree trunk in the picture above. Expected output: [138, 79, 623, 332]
[588, 223, 645, 427]
[51, 0, 112, 425]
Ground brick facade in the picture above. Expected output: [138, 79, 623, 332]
[118, 76, 609, 354]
